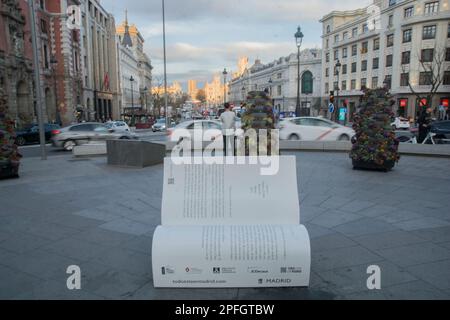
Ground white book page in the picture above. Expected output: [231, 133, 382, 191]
[161, 156, 300, 226]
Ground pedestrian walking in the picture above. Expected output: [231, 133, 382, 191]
[418, 107, 432, 143]
[219, 103, 236, 156]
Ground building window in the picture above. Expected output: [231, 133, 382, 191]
[277, 85, 282, 96]
[403, 29, 412, 43]
[419, 72, 432, 85]
[404, 6, 414, 18]
[342, 80, 347, 91]
[385, 75, 392, 89]
[302, 71, 313, 94]
[372, 57, 379, 69]
[326, 53, 330, 63]
[402, 51, 411, 64]
[342, 47, 348, 58]
[334, 35, 339, 43]
[333, 81, 338, 90]
[389, 0, 397, 6]
[43, 44, 49, 69]
[372, 77, 378, 89]
[325, 83, 329, 94]
[361, 41, 368, 54]
[423, 25, 436, 39]
[351, 62, 357, 73]
[334, 50, 339, 60]
[361, 60, 367, 71]
[361, 78, 367, 89]
[388, 15, 394, 28]
[386, 54, 393, 67]
[351, 44, 357, 56]
[325, 68, 329, 77]
[373, 38, 380, 51]
[39, 0, 45, 9]
[400, 73, 409, 86]
[446, 48, 450, 61]
[326, 25, 331, 34]
[40, 19, 48, 34]
[448, 24, 450, 38]
[326, 39, 329, 49]
[362, 23, 368, 33]
[352, 27, 358, 37]
[444, 71, 450, 85]
[343, 31, 348, 40]
[421, 48, 434, 62]
[424, 1, 439, 15]
[387, 34, 394, 47]
[351, 79, 356, 90]
[342, 64, 347, 75]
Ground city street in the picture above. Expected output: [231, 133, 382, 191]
[1, 151, 450, 299]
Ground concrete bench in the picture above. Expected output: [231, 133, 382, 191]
[73, 143, 107, 157]
[107, 140, 165, 168]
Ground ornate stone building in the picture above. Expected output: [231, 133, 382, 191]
[0, 0, 34, 126]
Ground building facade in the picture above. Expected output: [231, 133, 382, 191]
[0, 0, 34, 127]
[321, 0, 450, 121]
[204, 74, 228, 107]
[229, 50, 322, 115]
[116, 11, 152, 117]
[80, 0, 120, 122]
[188, 79, 198, 100]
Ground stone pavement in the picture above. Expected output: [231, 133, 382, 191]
[1, 152, 450, 300]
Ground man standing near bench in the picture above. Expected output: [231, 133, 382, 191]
[220, 103, 236, 156]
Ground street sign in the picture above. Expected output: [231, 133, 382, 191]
[328, 103, 335, 114]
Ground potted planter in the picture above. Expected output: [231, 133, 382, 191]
[0, 159, 19, 179]
[352, 159, 395, 172]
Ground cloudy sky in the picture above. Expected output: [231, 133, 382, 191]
[102, 0, 371, 89]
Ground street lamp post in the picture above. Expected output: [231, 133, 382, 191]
[223, 68, 228, 106]
[130, 76, 135, 124]
[295, 26, 304, 117]
[334, 59, 342, 122]
[162, 0, 169, 129]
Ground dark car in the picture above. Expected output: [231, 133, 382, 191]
[430, 120, 450, 143]
[15, 123, 61, 146]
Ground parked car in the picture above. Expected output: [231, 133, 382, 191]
[15, 123, 61, 146]
[51, 122, 138, 151]
[429, 120, 450, 143]
[391, 117, 410, 130]
[279, 117, 355, 141]
[105, 120, 130, 132]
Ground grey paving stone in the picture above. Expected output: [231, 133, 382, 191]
[41, 237, 110, 262]
[393, 217, 450, 231]
[0, 233, 51, 254]
[383, 280, 449, 300]
[14, 279, 106, 300]
[411, 226, 450, 243]
[50, 213, 105, 230]
[376, 209, 424, 224]
[407, 259, 450, 291]
[375, 242, 450, 267]
[310, 233, 358, 253]
[299, 205, 327, 223]
[319, 261, 417, 295]
[91, 247, 152, 278]
[339, 200, 375, 213]
[0, 249, 80, 282]
[309, 210, 363, 229]
[319, 196, 353, 210]
[73, 208, 120, 222]
[19, 221, 81, 241]
[0, 265, 42, 299]
[119, 236, 152, 255]
[100, 218, 155, 236]
[333, 218, 400, 237]
[352, 230, 428, 251]
[312, 245, 384, 272]
[304, 223, 334, 239]
[357, 205, 397, 218]
[71, 228, 136, 248]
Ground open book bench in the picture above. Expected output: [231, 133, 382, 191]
[152, 156, 311, 288]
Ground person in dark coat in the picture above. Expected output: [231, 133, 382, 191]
[418, 107, 432, 143]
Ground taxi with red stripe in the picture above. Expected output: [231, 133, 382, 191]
[279, 117, 355, 141]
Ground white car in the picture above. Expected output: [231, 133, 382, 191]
[105, 121, 130, 133]
[391, 117, 410, 130]
[279, 117, 355, 141]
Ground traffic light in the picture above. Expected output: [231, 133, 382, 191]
[329, 91, 335, 104]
